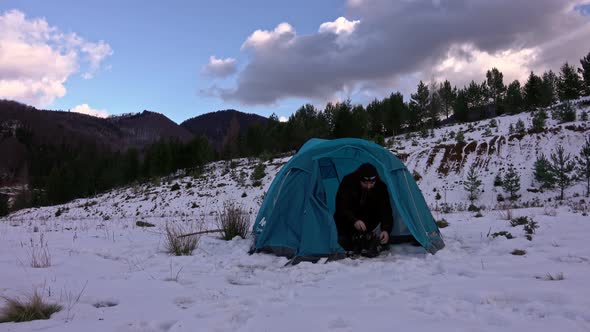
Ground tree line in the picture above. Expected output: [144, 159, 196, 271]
[5, 135, 213, 211]
[230, 50, 590, 158]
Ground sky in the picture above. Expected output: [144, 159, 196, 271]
[0, 0, 589, 124]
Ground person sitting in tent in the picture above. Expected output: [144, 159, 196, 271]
[334, 162, 393, 257]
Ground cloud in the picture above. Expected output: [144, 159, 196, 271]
[279, 116, 288, 122]
[241, 22, 295, 51]
[318, 17, 360, 35]
[0, 10, 112, 107]
[209, 0, 590, 106]
[432, 44, 539, 87]
[201, 56, 237, 78]
[70, 104, 109, 118]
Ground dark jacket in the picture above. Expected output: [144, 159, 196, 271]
[333, 171, 393, 237]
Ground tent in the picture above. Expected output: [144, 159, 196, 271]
[250, 138, 444, 262]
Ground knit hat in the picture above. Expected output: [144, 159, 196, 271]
[358, 163, 378, 181]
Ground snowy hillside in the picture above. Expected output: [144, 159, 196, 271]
[397, 98, 590, 209]
[1, 101, 590, 331]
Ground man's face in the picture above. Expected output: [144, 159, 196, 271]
[360, 177, 376, 190]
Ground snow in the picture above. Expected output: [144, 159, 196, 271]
[2, 102, 590, 331]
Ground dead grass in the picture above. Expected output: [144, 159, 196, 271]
[498, 204, 513, 220]
[435, 219, 449, 228]
[26, 234, 51, 268]
[217, 200, 250, 241]
[0, 290, 62, 323]
[163, 222, 200, 256]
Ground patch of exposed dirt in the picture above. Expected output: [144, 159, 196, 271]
[508, 133, 525, 141]
[457, 141, 478, 173]
[474, 142, 489, 169]
[396, 153, 409, 162]
[437, 142, 466, 176]
[564, 125, 588, 132]
[426, 145, 445, 170]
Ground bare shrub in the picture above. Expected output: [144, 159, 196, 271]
[163, 222, 201, 256]
[498, 203, 513, 220]
[27, 234, 51, 268]
[217, 200, 250, 241]
[164, 262, 184, 282]
[0, 290, 62, 323]
[59, 281, 87, 322]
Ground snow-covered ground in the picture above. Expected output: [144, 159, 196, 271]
[1, 101, 590, 331]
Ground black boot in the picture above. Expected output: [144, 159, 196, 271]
[360, 234, 381, 258]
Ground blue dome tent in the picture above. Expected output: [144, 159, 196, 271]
[251, 138, 444, 262]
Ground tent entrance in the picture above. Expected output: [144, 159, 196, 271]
[315, 154, 412, 238]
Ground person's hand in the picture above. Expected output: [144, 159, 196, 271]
[379, 231, 390, 244]
[354, 220, 366, 232]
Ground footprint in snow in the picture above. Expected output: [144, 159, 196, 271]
[328, 317, 351, 329]
[173, 297, 194, 309]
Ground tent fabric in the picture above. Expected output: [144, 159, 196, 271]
[251, 138, 445, 259]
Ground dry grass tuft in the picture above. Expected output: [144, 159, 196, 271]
[163, 222, 201, 256]
[217, 200, 250, 241]
[0, 290, 61, 323]
[27, 234, 51, 268]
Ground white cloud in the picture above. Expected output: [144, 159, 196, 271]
[80, 40, 113, 79]
[70, 104, 109, 118]
[279, 116, 288, 122]
[431, 44, 539, 87]
[319, 17, 360, 35]
[201, 55, 237, 78]
[241, 22, 295, 50]
[0, 10, 112, 107]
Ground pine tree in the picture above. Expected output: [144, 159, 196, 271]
[552, 101, 577, 123]
[557, 62, 583, 101]
[466, 80, 487, 119]
[438, 80, 456, 119]
[493, 173, 503, 187]
[550, 145, 576, 200]
[453, 89, 469, 122]
[575, 136, 590, 197]
[410, 81, 430, 129]
[464, 164, 482, 202]
[456, 131, 465, 144]
[505, 80, 524, 114]
[581, 111, 589, 122]
[427, 81, 441, 129]
[533, 153, 555, 189]
[531, 109, 548, 133]
[508, 123, 515, 135]
[515, 119, 526, 135]
[502, 166, 521, 201]
[540, 70, 558, 107]
[580, 51, 590, 96]
[0, 193, 8, 217]
[486, 68, 506, 113]
[523, 72, 544, 111]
